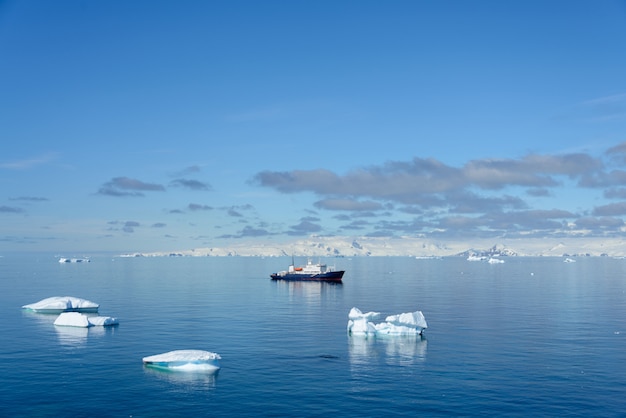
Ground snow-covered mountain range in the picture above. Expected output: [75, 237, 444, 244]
[121, 236, 626, 258]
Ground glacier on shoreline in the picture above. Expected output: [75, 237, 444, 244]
[347, 307, 428, 337]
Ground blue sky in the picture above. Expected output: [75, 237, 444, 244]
[1, 1, 626, 253]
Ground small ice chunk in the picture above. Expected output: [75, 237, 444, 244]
[58, 257, 90, 263]
[22, 296, 99, 313]
[467, 255, 487, 261]
[142, 350, 221, 372]
[53, 312, 118, 327]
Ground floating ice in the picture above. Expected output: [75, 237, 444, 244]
[22, 296, 99, 313]
[142, 350, 221, 372]
[488, 257, 504, 264]
[347, 307, 427, 336]
[58, 257, 90, 263]
[53, 312, 118, 328]
[467, 255, 487, 261]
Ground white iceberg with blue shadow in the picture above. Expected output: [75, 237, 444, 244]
[22, 296, 99, 313]
[142, 350, 221, 372]
[53, 312, 119, 328]
[347, 307, 427, 337]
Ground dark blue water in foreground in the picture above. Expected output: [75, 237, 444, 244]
[1, 255, 626, 417]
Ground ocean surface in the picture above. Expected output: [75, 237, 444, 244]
[1, 254, 626, 417]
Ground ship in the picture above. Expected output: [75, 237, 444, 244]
[270, 258, 345, 282]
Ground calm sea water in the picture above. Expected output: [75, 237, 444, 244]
[1, 254, 625, 417]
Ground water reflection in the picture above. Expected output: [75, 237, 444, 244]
[55, 325, 89, 345]
[54, 322, 118, 346]
[22, 310, 118, 346]
[22, 310, 57, 326]
[143, 366, 219, 390]
[380, 335, 427, 366]
[272, 280, 343, 304]
[348, 334, 428, 369]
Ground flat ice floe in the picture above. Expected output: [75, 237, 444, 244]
[347, 307, 428, 336]
[53, 312, 119, 328]
[22, 296, 99, 313]
[58, 257, 90, 263]
[142, 350, 221, 372]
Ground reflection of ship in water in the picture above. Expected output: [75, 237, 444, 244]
[143, 366, 218, 390]
[348, 334, 427, 369]
[272, 279, 342, 304]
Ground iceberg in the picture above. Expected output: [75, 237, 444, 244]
[142, 350, 221, 372]
[22, 296, 99, 313]
[53, 312, 119, 328]
[347, 307, 427, 337]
